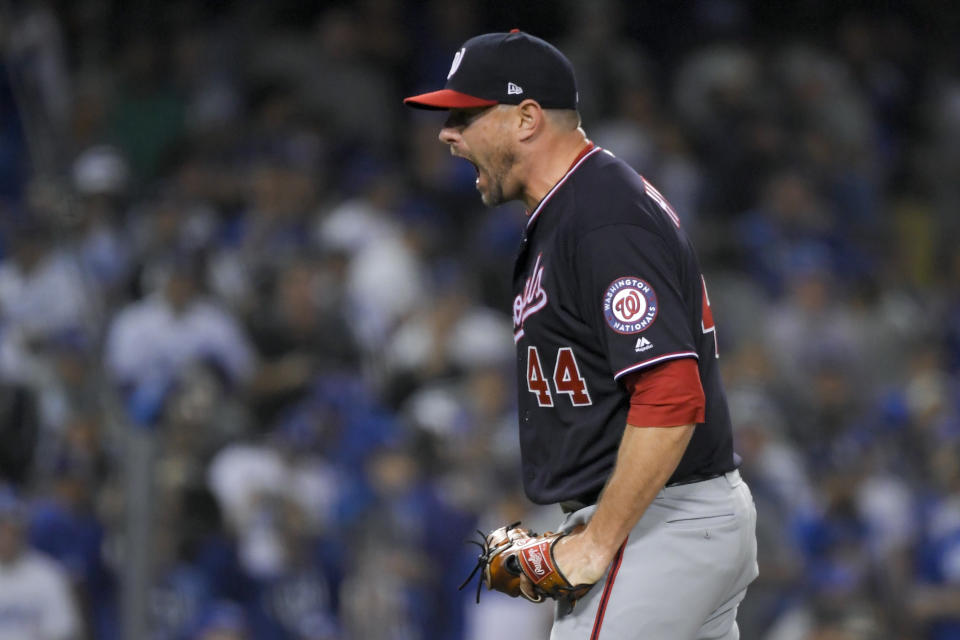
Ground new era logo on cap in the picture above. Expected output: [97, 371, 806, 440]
[404, 31, 578, 111]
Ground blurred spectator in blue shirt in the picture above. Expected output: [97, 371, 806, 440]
[28, 417, 116, 640]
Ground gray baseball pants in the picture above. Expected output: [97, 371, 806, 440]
[550, 470, 759, 639]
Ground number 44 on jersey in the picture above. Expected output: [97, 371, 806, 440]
[527, 346, 593, 407]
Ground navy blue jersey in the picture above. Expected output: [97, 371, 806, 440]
[512, 146, 736, 505]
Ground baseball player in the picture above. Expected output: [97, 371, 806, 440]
[405, 31, 758, 639]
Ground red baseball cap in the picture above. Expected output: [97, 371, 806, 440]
[404, 30, 578, 111]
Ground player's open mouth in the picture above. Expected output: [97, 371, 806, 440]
[451, 149, 482, 188]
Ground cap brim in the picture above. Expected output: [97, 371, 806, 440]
[403, 89, 498, 111]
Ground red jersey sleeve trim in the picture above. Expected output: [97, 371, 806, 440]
[623, 357, 705, 427]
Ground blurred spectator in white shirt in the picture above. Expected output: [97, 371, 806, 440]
[315, 174, 428, 353]
[0, 487, 80, 640]
[104, 255, 255, 393]
[0, 222, 97, 385]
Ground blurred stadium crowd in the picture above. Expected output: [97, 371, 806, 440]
[0, 1, 958, 638]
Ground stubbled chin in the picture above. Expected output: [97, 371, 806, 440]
[476, 174, 489, 202]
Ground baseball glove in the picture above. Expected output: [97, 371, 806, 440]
[459, 521, 594, 604]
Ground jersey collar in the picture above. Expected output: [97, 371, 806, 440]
[526, 142, 600, 229]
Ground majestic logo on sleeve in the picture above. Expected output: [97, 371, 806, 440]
[513, 253, 547, 342]
[603, 277, 658, 334]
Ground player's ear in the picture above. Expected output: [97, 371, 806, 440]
[516, 100, 543, 141]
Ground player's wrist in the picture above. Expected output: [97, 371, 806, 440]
[578, 525, 619, 569]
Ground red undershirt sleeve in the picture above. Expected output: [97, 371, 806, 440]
[623, 357, 705, 427]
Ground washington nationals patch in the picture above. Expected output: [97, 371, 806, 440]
[603, 277, 658, 334]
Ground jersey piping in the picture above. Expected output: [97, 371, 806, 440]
[526, 145, 603, 229]
[614, 351, 700, 380]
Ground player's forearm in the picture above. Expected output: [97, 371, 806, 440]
[583, 423, 695, 557]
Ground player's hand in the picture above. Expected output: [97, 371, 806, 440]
[461, 522, 597, 604]
[552, 525, 614, 587]
[517, 573, 538, 601]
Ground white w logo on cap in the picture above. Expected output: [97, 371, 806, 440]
[447, 48, 465, 79]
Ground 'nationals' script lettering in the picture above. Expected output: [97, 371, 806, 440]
[513, 253, 547, 341]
